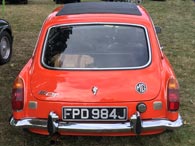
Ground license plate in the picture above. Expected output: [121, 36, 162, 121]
[62, 107, 127, 121]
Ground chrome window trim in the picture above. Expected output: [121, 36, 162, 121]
[41, 22, 152, 70]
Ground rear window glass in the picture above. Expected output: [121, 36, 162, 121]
[42, 24, 150, 69]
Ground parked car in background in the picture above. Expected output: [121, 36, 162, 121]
[10, 2, 182, 136]
[0, 0, 27, 4]
[102, 0, 141, 2]
[0, 19, 13, 65]
[53, 0, 80, 4]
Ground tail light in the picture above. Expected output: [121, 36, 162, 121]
[167, 78, 180, 111]
[12, 77, 24, 111]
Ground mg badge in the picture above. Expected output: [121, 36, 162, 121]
[136, 83, 147, 94]
[92, 86, 98, 95]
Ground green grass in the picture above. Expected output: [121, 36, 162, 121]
[0, 0, 195, 145]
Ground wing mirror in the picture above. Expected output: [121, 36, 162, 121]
[155, 26, 161, 34]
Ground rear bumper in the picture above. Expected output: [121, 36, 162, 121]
[10, 112, 183, 135]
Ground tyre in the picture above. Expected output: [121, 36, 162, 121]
[55, 0, 61, 4]
[0, 31, 12, 65]
[61, 0, 80, 4]
[22, 0, 28, 4]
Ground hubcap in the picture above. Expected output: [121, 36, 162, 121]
[0, 36, 11, 59]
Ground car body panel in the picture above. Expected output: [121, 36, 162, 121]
[0, 19, 12, 35]
[30, 66, 162, 103]
[30, 11, 163, 103]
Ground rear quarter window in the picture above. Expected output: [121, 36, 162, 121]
[42, 24, 151, 70]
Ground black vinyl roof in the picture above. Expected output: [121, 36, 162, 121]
[56, 2, 142, 16]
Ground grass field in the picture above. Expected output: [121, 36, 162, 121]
[0, 0, 195, 145]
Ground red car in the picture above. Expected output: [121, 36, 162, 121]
[10, 2, 182, 136]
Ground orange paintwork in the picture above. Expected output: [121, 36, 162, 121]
[28, 128, 165, 136]
[11, 3, 180, 136]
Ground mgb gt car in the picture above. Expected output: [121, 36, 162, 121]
[10, 2, 182, 136]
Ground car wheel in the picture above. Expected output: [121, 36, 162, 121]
[62, 0, 80, 3]
[23, 0, 28, 4]
[70, 0, 80, 2]
[0, 31, 12, 65]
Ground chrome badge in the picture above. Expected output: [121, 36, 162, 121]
[136, 83, 147, 94]
[92, 86, 98, 95]
[39, 90, 58, 97]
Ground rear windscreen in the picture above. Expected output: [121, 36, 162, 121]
[42, 24, 150, 69]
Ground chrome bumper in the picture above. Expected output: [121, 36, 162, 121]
[10, 112, 183, 135]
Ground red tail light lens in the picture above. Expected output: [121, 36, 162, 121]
[167, 78, 180, 111]
[12, 77, 24, 111]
